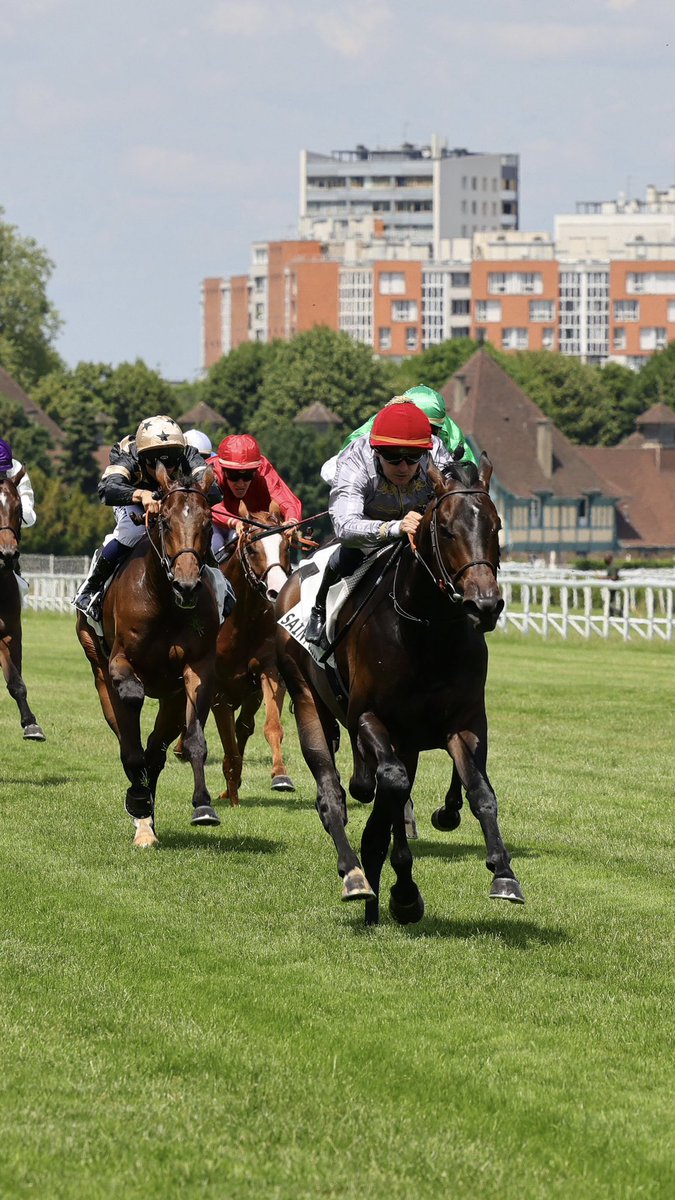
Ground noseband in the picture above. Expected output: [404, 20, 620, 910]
[238, 525, 288, 599]
[0, 482, 22, 548]
[148, 486, 209, 586]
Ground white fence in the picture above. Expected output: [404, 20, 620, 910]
[20, 565, 675, 640]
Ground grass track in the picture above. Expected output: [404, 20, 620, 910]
[0, 613, 673, 1199]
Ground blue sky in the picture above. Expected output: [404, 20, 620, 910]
[1, 0, 673, 380]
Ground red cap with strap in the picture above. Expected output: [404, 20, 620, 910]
[370, 401, 433, 449]
[217, 434, 263, 469]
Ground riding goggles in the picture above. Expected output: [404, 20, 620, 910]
[224, 469, 257, 482]
[142, 450, 183, 468]
[376, 448, 426, 466]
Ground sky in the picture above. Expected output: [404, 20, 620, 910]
[1, 0, 674, 381]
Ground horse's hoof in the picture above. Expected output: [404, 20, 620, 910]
[490, 877, 525, 904]
[191, 804, 221, 827]
[133, 818, 159, 849]
[271, 775, 295, 792]
[22, 723, 46, 741]
[431, 806, 461, 832]
[341, 868, 376, 902]
[405, 817, 419, 840]
[389, 888, 425, 925]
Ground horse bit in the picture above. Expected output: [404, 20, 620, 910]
[147, 485, 209, 585]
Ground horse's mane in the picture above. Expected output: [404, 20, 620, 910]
[164, 470, 202, 494]
[441, 460, 480, 488]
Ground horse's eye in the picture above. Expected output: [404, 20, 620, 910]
[440, 527, 454, 540]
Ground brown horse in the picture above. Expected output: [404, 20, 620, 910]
[276, 454, 525, 925]
[76, 464, 220, 847]
[210, 503, 295, 805]
[0, 472, 45, 741]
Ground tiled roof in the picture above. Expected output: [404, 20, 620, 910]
[443, 350, 618, 499]
[578, 444, 675, 550]
[177, 400, 223, 427]
[0, 366, 64, 443]
[636, 403, 675, 426]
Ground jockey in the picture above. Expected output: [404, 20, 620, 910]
[320, 384, 475, 485]
[305, 399, 454, 649]
[0, 437, 36, 577]
[209, 434, 302, 561]
[74, 414, 222, 620]
[184, 428, 214, 459]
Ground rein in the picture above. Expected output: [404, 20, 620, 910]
[238, 525, 288, 601]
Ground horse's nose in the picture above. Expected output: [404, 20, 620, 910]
[0, 546, 17, 568]
[463, 593, 504, 630]
[173, 578, 199, 607]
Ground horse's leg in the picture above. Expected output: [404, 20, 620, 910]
[212, 698, 242, 807]
[76, 617, 120, 740]
[448, 720, 525, 904]
[356, 714, 421, 927]
[388, 750, 424, 924]
[260, 669, 295, 791]
[0, 633, 45, 740]
[108, 651, 154, 845]
[182, 660, 220, 826]
[145, 692, 185, 801]
[431, 761, 464, 832]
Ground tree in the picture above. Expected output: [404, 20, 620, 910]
[597, 362, 643, 445]
[103, 360, 179, 438]
[632, 341, 675, 413]
[32, 362, 115, 493]
[21, 467, 113, 555]
[387, 338, 481, 395]
[0, 208, 63, 390]
[202, 341, 275, 433]
[252, 327, 390, 443]
[0, 396, 53, 474]
[497, 350, 616, 444]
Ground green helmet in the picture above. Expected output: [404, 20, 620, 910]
[403, 385, 446, 427]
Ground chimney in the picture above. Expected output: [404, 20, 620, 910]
[536, 418, 552, 479]
[452, 373, 467, 413]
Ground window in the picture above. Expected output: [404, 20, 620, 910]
[489, 272, 543, 295]
[450, 272, 470, 287]
[542, 328, 554, 349]
[627, 272, 675, 295]
[502, 328, 528, 350]
[640, 327, 667, 350]
[614, 300, 639, 321]
[451, 299, 470, 316]
[530, 497, 542, 525]
[613, 328, 626, 350]
[405, 327, 418, 351]
[475, 300, 502, 322]
[578, 498, 589, 528]
[529, 300, 554, 321]
[668, 300, 675, 322]
[379, 272, 406, 295]
[392, 300, 418, 321]
[379, 327, 392, 350]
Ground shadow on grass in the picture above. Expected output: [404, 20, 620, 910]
[1, 774, 80, 787]
[234, 794, 305, 812]
[159, 830, 285, 856]
[412, 838, 540, 862]
[351, 913, 567, 948]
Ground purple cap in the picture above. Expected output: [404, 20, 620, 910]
[0, 438, 13, 471]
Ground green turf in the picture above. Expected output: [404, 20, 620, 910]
[0, 613, 673, 1199]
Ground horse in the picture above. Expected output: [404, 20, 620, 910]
[275, 454, 525, 926]
[209, 502, 295, 805]
[0, 471, 46, 741]
[76, 464, 221, 848]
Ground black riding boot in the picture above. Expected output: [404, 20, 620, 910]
[73, 552, 118, 620]
[305, 561, 341, 648]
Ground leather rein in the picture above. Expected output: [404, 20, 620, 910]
[238, 525, 288, 600]
[146, 485, 210, 586]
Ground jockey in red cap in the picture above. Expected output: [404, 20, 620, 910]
[210, 434, 302, 560]
[305, 398, 455, 649]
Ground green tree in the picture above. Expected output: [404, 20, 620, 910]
[597, 361, 643, 444]
[252, 326, 389, 443]
[0, 208, 63, 390]
[202, 341, 275, 433]
[632, 340, 675, 412]
[32, 362, 114, 492]
[0, 396, 53, 473]
[496, 350, 615, 444]
[21, 467, 113, 555]
[104, 360, 179, 438]
[387, 337, 481, 395]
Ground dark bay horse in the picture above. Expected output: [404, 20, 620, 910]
[275, 454, 525, 925]
[210, 503, 295, 805]
[0, 472, 45, 741]
[76, 465, 220, 847]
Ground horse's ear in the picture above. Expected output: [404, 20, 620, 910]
[238, 500, 249, 518]
[269, 500, 281, 521]
[155, 462, 171, 492]
[478, 451, 493, 490]
[201, 465, 214, 494]
[11, 467, 25, 488]
[427, 462, 448, 496]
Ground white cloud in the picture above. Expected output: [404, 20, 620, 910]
[446, 18, 651, 60]
[205, 0, 391, 57]
[606, 0, 638, 10]
[125, 145, 261, 193]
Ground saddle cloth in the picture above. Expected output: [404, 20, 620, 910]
[278, 544, 390, 668]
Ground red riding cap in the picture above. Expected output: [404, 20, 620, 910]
[370, 401, 433, 449]
[217, 433, 263, 469]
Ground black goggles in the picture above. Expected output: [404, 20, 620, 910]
[143, 450, 182, 468]
[376, 448, 426, 466]
[224, 469, 257, 482]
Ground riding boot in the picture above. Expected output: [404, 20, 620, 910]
[73, 551, 118, 620]
[305, 561, 341, 648]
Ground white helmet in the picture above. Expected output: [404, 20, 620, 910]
[184, 428, 213, 458]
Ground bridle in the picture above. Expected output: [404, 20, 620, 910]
[147, 485, 210, 586]
[0, 479, 22, 551]
[392, 486, 500, 624]
[238, 523, 289, 600]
